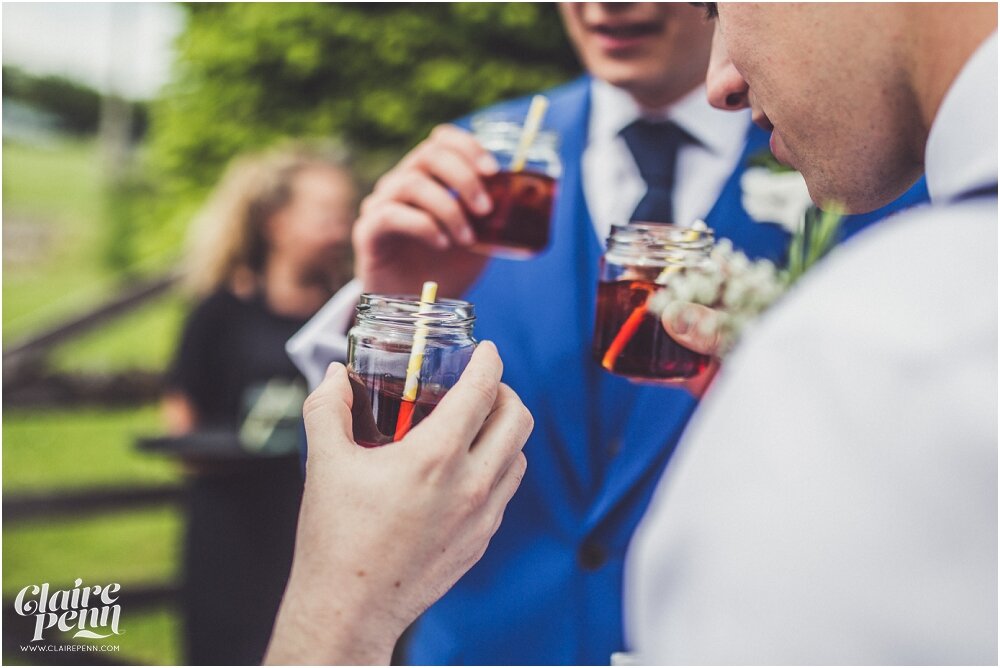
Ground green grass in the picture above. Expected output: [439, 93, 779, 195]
[2, 268, 121, 344]
[3, 137, 188, 370]
[46, 293, 190, 374]
[1, 138, 104, 223]
[109, 606, 184, 665]
[3, 406, 187, 665]
[2, 406, 181, 493]
[2, 507, 182, 598]
[2, 138, 118, 341]
[3, 136, 190, 665]
[2, 138, 184, 345]
[2, 510, 183, 665]
[3, 606, 182, 666]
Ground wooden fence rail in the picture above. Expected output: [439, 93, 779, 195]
[3, 485, 185, 523]
[3, 273, 177, 390]
[2, 484, 185, 665]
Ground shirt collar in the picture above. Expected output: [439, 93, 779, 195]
[925, 31, 998, 203]
[588, 77, 750, 155]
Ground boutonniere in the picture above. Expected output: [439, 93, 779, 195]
[740, 149, 813, 234]
[648, 206, 844, 355]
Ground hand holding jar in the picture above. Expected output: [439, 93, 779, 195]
[353, 124, 495, 299]
[266, 342, 532, 665]
[354, 105, 560, 299]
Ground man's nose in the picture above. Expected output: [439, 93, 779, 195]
[706, 26, 749, 111]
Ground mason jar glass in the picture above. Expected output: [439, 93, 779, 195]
[469, 114, 561, 258]
[347, 294, 476, 448]
[592, 223, 715, 382]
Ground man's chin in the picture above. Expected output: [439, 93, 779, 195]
[592, 65, 647, 90]
[597, 69, 681, 109]
[805, 177, 901, 216]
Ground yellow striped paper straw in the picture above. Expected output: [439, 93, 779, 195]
[509, 95, 550, 173]
[401, 280, 439, 403]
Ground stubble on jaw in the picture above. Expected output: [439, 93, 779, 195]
[719, 3, 926, 213]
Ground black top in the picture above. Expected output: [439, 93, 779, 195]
[166, 289, 311, 664]
[166, 289, 309, 454]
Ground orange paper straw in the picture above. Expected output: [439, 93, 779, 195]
[601, 302, 649, 371]
[394, 401, 416, 441]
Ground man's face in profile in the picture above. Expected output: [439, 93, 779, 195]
[706, 3, 924, 213]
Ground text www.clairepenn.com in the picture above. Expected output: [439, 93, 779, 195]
[19, 644, 120, 652]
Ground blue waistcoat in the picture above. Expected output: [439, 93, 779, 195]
[406, 76, 928, 665]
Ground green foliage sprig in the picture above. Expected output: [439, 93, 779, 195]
[785, 204, 847, 284]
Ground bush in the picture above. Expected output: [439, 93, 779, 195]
[148, 3, 580, 203]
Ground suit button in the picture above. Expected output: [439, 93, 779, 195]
[578, 541, 608, 571]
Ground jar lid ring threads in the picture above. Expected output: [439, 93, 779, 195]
[470, 117, 560, 155]
[355, 294, 476, 333]
[605, 221, 714, 265]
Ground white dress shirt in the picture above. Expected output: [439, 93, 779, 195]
[625, 32, 998, 665]
[584, 78, 750, 244]
[287, 81, 751, 389]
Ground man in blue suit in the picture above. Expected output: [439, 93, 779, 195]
[289, 4, 927, 663]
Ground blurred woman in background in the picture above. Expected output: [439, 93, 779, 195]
[162, 144, 357, 665]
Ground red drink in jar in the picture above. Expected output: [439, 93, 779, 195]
[346, 294, 476, 447]
[469, 170, 556, 257]
[592, 223, 716, 383]
[348, 372, 449, 448]
[593, 279, 711, 381]
[470, 115, 560, 258]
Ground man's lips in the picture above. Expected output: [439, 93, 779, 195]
[769, 131, 793, 167]
[589, 21, 662, 52]
[752, 110, 792, 166]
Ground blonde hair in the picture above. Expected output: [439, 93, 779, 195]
[182, 143, 355, 297]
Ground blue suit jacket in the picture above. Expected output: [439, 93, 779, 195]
[406, 76, 928, 665]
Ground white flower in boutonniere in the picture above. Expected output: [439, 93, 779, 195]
[647, 207, 844, 356]
[740, 150, 813, 234]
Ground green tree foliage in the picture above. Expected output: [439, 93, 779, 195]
[149, 2, 580, 198]
[2, 65, 148, 138]
[3, 65, 101, 134]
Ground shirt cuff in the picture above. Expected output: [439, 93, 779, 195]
[286, 278, 364, 390]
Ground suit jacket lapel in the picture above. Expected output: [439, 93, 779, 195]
[704, 125, 791, 263]
[530, 76, 608, 502]
[582, 123, 783, 532]
[464, 77, 606, 511]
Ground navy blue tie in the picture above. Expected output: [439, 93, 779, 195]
[620, 119, 696, 224]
